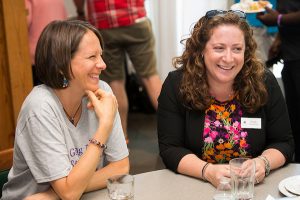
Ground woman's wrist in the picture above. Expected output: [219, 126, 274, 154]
[257, 155, 271, 176]
[94, 126, 111, 145]
[201, 162, 210, 181]
[277, 14, 283, 26]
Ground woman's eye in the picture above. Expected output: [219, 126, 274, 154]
[89, 55, 96, 59]
[214, 47, 224, 52]
[233, 48, 242, 53]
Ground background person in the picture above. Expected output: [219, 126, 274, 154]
[73, 0, 162, 143]
[1, 20, 129, 200]
[257, 0, 300, 163]
[232, 0, 277, 63]
[157, 10, 294, 187]
[25, 0, 67, 86]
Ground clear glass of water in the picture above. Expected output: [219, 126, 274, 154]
[230, 158, 256, 200]
[213, 177, 233, 200]
[107, 174, 134, 200]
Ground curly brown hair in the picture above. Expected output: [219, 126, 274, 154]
[173, 12, 268, 113]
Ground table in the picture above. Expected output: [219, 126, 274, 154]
[81, 164, 300, 200]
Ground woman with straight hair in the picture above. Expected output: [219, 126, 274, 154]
[1, 19, 129, 200]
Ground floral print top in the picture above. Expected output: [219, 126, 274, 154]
[202, 97, 250, 163]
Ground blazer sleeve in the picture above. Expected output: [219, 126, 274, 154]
[157, 70, 194, 172]
[264, 70, 295, 163]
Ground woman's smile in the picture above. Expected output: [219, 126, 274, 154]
[217, 64, 234, 70]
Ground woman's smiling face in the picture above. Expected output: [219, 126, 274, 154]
[203, 24, 245, 87]
[70, 30, 106, 92]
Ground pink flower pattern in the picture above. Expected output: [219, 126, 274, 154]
[202, 98, 250, 163]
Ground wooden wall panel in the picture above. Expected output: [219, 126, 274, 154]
[0, 0, 32, 171]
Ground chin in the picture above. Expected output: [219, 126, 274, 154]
[86, 84, 99, 92]
[216, 75, 235, 84]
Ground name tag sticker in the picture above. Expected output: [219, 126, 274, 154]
[241, 117, 261, 129]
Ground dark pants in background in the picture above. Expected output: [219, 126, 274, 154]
[281, 59, 300, 163]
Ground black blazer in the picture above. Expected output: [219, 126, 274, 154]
[157, 69, 294, 172]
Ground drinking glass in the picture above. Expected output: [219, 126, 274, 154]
[107, 174, 134, 200]
[213, 177, 233, 200]
[230, 158, 256, 200]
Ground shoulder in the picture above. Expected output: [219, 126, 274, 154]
[17, 85, 60, 125]
[163, 69, 183, 89]
[159, 69, 184, 105]
[262, 68, 286, 107]
[167, 68, 183, 80]
[17, 85, 59, 129]
[263, 68, 280, 91]
[22, 85, 58, 113]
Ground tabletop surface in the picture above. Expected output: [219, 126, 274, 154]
[81, 164, 300, 200]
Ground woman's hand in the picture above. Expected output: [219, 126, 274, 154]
[256, 7, 279, 26]
[253, 157, 266, 184]
[86, 89, 118, 132]
[205, 164, 231, 187]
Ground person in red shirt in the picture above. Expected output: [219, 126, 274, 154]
[74, 0, 162, 143]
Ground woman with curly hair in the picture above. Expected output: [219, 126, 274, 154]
[157, 10, 294, 187]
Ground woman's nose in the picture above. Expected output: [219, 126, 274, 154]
[96, 58, 106, 70]
[223, 50, 234, 62]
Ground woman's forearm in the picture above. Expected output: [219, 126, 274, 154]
[177, 154, 207, 179]
[50, 126, 110, 200]
[85, 157, 130, 192]
[261, 148, 286, 171]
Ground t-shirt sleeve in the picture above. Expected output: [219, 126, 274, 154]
[99, 81, 129, 162]
[16, 107, 72, 183]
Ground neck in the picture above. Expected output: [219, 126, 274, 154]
[209, 84, 234, 102]
[54, 88, 83, 125]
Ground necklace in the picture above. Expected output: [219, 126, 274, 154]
[63, 102, 82, 125]
[210, 90, 235, 102]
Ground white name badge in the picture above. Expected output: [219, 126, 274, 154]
[241, 117, 261, 129]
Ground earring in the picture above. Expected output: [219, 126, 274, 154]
[62, 76, 69, 88]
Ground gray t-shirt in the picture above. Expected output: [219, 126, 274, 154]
[1, 81, 129, 200]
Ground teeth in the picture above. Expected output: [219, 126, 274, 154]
[218, 65, 233, 70]
[90, 74, 99, 79]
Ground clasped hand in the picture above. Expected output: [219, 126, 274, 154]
[86, 89, 118, 131]
[205, 158, 266, 187]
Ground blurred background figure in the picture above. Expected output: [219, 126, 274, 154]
[257, 0, 300, 163]
[231, 0, 277, 64]
[74, 0, 162, 144]
[25, 0, 67, 85]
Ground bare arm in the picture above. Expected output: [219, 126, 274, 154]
[177, 154, 230, 188]
[254, 148, 286, 184]
[262, 148, 286, 170]
[85, 157, 129, 192]
[257, 7, 300, 26]
[25, 157, 129, 200]
[281, 11, 300, 25]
